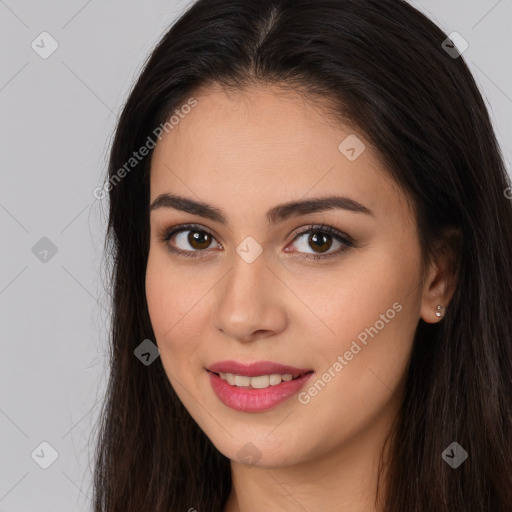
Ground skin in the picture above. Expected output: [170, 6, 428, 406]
[145, 84, 458, 512]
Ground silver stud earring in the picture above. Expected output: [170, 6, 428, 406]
[435, 305, 445, 318]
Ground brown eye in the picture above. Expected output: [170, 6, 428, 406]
[186, 230, 213, 250]
[307, 232, 333, 253]
[158, 224, 222, 258]
[171, 228, 220, 253]
[287, 225, 354, 261]
[159, 223, 353, 261]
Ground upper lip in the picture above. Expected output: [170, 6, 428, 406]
[207, 360, 313, 377]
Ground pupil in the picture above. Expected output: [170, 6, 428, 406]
[189, 230, 210, 249]
[310, 232, 331, 252]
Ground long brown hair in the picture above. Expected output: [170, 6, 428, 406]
[92, 1, 512, 510]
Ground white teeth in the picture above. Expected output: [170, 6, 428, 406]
[218, 372, 300, 389]
[269, 374, 282, 385]
[250, 375, 270, 389]
[235, 375, 251, 387]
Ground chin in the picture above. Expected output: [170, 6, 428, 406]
[208, 431, 309, 469]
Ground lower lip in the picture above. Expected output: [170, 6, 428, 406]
[207, 370, 314, 412]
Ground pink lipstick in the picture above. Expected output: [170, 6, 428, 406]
[207, 360, 314, 412]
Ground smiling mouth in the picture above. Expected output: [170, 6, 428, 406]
[207, 369, 313, 389]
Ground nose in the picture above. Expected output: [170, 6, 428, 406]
[213, 251, 288, 343]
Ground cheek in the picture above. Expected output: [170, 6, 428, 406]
[312, 244, 421, 351]
[145, 255, 172, 339]
[304, 246, 421, 413]
[293, 271, 419, 449]
[145, 251, 201, 367]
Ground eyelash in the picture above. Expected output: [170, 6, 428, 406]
[157, 223, 355, 261]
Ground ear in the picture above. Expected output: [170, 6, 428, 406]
[420, 227, 462, 324]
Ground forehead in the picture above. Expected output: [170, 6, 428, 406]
[149, 84, 409, 226]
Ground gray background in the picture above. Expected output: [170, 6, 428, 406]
[0, 1, 511, 510]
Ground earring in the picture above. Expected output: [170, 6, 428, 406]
[435, 305, 445, 319]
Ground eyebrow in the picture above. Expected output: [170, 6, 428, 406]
[149, 193, 374, 225]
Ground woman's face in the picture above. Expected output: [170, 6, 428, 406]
[146, 84, 428, 468]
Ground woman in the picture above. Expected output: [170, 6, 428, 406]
[92, 0, 512, 510]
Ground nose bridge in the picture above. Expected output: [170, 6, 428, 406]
[220, 248, 269, 317]
[214, 246, 287, 340]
